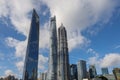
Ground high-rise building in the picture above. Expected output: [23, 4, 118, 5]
[40, 73, 47, 80]
[89, 65, 97, 79]
[70, 64, 78, 80]
[47, 16, 57, 80]
[77, 60, 87, 80]
[101, 67, 109, 75]
[57, 24, 70, 80]
[113, 68, 120, 80]
[44, 73, 47, 80]
[40, 73, 44, 80]
[22, 9, 39, 80]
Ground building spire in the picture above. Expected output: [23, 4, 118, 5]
[60, 23, 65, 29]
[32, 8, 39, 18]
[61, 23, 63, 27]
[23, 8, 39, 80]
[51, 15, 56, 21]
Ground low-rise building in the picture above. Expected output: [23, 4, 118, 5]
[113, 68, 120, 80]
[103, 74, 115, 80]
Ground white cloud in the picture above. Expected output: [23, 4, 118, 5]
[39, 22, 50, 49]
[88, 55, 100, 66]
[88, 53, 120, 68]
[0, 0, 9, 17]
[0, 0, 34, 36]
[16, 61, 24, 72]
[38, 54, 48, 71]
[5, 37, 19, 47]
[4, 69, 18, 78]
[5, 70, 14, 76]
[41, 0, 119, 51]
[87, 48, 98, 56]
[42, 0, 119, 29]
[68, 31, 90, 51]
[100, 53, 120, 67]
[1, 0, 119, 52]
[5, 37, 27, 58]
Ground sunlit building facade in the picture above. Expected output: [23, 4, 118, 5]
[77, 60, 87, 80]
[57, 24, 70, 80]
[47, 16, 57, 80]
[89, 65, 97, 79]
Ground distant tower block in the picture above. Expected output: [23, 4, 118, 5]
[57, 24, 70, 80]
[23, 9, 39, 80]
[47, 16, 57, 80]
[77, 60, 87, 80]
[101, 67, 109, 75]
[89, 65, 97, 79]
[70, 64, 78, 80]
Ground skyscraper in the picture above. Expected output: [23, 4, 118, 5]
[40, 73, 47, 80]
[77, 60, 87, 80]
[70, 64, 78, 80]
[89, 65, 97, 79]
[23, 9, 39, 80]
[40, 73, 44, 80]
[57, 24, 70, 80]
[47, 16, 57, 80]
[101, 67, 109, 75]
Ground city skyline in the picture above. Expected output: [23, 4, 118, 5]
[0, 0, 120, 79]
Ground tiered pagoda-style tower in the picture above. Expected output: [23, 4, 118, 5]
[57, 24, 70, 80]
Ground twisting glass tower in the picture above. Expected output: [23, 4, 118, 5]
[57, 24, 70, 80]
[23, 9, 39, 80]
[47, 16, 57, 80]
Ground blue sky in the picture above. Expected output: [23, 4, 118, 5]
[0, 0, 120, 78]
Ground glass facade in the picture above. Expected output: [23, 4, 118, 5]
[47, 16, 57, 80]
[23, 9, 39, 80]
[70, 64, 78, 80]
[57, 24, 70, 80]
[89, 65, 97, 79]
[77, 60, 87, 80]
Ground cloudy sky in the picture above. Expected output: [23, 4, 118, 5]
[0, 0, 120, 78]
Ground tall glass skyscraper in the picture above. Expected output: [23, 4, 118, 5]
[47, 16, 57, 80]
[23, 9, 39, 80]
[57, 24, 70, 80]
[77, 60, 87, 80]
